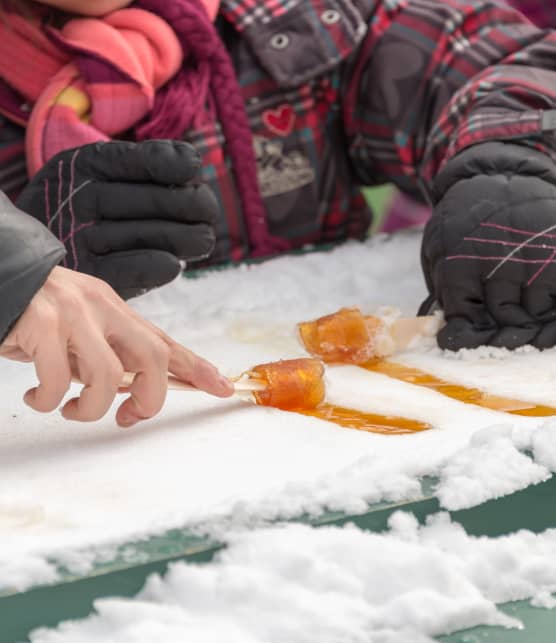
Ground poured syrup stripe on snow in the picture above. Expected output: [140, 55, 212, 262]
[296, 404, 430, 435]
[363, 361, 556, 417]
[250, 358, 430, 434]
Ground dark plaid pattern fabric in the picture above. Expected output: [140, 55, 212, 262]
[509, 0, 556, 27]
[219, 0, 302, 28]
[0, 116, 27, 203]
[3, 0, 556, 265]
[344, 0, 556, 191]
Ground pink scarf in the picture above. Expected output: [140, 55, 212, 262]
[0, 9, 183, 174]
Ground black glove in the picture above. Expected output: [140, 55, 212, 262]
[421, 142, 556, 350]
[17, 140, 218, 299]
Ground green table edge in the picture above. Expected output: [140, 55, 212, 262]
[2, 475, 556, 642]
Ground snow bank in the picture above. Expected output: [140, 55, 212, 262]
[435, 422, 556, 510]
[31, 513, 556, 643]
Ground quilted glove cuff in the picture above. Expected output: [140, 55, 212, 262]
[431, 142, 556, 204]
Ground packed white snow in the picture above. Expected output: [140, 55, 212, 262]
[29, 513, 556, 643]
[3, 230, 556, 594]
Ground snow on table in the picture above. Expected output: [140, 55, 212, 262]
[2, 231, 556, 592]
[28, 515, 556, 643]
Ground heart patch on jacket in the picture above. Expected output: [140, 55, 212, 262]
[262, 104, 296, 137]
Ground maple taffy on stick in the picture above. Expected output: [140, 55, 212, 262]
[298, 308, 441, 365]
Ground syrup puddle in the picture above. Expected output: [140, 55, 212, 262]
[297, 403, 430, 435]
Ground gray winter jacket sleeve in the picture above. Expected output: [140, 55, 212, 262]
[0, 191, 66, 343]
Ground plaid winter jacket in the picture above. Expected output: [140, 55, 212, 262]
[2, 0, 556, 266]
[511, 0, 556, 27]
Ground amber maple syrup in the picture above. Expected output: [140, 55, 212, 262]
[297, 404, 430, 435]
[250, 357, 431, 435]
[363, 361, 556, 417]
[249, 352, 556, 437]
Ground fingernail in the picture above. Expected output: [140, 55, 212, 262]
[23, 388, 36, 406]
[119, 413, 138, 428]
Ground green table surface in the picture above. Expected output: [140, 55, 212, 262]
[2, 475, 556, 642]
[439, 600, 556, 642]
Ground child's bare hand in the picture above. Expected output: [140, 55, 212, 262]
[0, 267, 233, 427]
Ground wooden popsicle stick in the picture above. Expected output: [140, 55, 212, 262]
[387, 315, 444, 352]
[120, 372, 267, 393]
[71, 373, 267, 394]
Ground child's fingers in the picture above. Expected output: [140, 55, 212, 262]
[437, 316, 496, 351]
[94, 182, 218, 224]
[488, 324, 540, 349]
[77, 140, 202, 185]
[533, 320, 556, 349]
[483, 280, 534, 327]
[87, 220, 215, 260]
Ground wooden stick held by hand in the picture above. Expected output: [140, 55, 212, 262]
[117, 358, 326, 411]
[118, 372, 267, 393]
